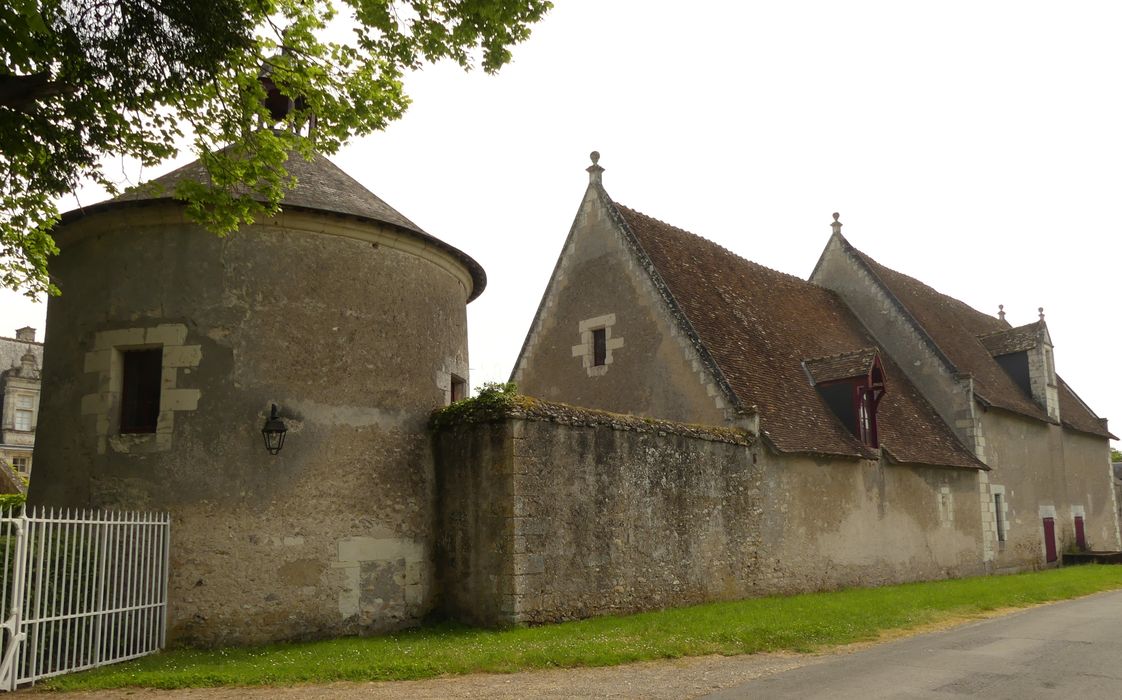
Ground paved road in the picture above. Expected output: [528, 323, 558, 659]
[706, 589, 1122, 699]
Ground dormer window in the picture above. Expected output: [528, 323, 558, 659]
[977, 321, 1059, 421]
[804, 348, 886, 448]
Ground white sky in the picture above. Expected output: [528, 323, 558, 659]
[2, 0, 1119, 446]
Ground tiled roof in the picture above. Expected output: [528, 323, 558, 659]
[849, 248, 1048, 421]
[612, 203, 982, 469]
[846, 242, 1112, 439]
[1058, 378, 1115, 439]
[60, 150, 487, 302]
[0, 337, 43, 374]
[977, 322, 1041, 356]
[803, 348, 878, 384]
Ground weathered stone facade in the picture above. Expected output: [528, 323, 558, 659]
[30, 155, 483, 646]
[26, 150, 1120, 648]
[510, 153, 1118, 609]
[435, 401, 983, 627]
[512, 183, 734, 427]
[811, 232, 1121, 568]
[0, 327, 42, 481]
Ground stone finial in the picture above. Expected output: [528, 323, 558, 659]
[831, 212, 842, 236]
[998, 304, 1005, 322]
[586, 151, 604, 185]
[18, 351, 37, 377]
[1038, 307, 1045, 321]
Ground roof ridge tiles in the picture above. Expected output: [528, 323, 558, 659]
[802, 346, 877, 363]
[976, 321, 1040, 339]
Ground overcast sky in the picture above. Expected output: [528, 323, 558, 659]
[2, 1, 1119, 446]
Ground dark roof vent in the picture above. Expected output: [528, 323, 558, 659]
[258, 58, 317, 136]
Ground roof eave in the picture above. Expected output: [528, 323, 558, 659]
[57, 197, 488, 303]
[881, 445, 989, 471]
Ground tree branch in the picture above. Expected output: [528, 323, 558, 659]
[0, 73, 78, 112]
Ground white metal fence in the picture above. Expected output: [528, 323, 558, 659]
[0, 506, 170, 690]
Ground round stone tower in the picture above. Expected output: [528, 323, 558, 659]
[30, 152, 485, 646]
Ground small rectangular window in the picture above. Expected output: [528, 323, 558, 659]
[450, 375, 467, 403]
[592, 328, 607, 367]
[14, 410, 32, 432]
[994, 494, 1006, 542]
[11, 457, 28, 474]
[120, 348, 163, 434]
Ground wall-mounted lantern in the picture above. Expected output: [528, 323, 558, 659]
[261, 404, 288, 455]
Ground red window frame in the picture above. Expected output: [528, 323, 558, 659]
[818, 355, 885, 448]
[1043, 517, 1057, 563]
[855, 386, 884, 448]
[1074, 516, 1087, 551]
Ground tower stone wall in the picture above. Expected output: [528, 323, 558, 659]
[31, 201, 478, 646]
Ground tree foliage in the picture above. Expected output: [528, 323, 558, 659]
[1, 0, 551, 296]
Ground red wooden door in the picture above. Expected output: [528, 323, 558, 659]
[1075, 516, 1087, 551]
[1043, 517, 1057, 562]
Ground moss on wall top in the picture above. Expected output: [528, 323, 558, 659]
[431, 383, 753, 446]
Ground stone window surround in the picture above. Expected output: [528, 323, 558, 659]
[81, 324, 202, 455]
[937, 485, 955, 528]
[991, 484, 1009, 547]
[571, 314, 624, 377]
[450, 374, 468, 403]
[5, 391, 36, 433]
[11, 456, 29, 474]
[436, 359, 470, 407]
[13, 394, 33, 432]
[1071, 504, 1086, 545]
[1038, 504, 1058, 560]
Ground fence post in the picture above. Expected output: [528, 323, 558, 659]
[0, 508, 28, 691]
[92, 510, 109, 670]
[159, 514, 170, 650]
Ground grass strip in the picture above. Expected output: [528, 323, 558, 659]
[44, 565, 1122, 691]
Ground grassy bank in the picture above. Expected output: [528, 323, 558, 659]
[46, 565, 1122, 691]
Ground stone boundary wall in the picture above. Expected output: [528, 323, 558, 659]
[434, 404, 757, 626]
[435, 398, 986, 628]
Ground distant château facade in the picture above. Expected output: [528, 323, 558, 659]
[0, 327, 42, 484]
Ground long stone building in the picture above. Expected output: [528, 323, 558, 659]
[473, 153, 1120, 624]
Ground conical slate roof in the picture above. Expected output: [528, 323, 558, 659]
[61, 151, 486, 301]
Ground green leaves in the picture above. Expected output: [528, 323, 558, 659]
[0, 0, 552, 296]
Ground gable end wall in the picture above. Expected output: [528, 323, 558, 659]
[811, 237, 983, 458]
[512, 187, 734, 425]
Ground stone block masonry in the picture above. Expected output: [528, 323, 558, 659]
[435, 397, 986, 628]
[436, 399, 758, 625]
